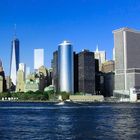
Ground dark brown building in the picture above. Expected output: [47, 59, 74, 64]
[78, 50, 95, 94]
[52, 51, 59, 93]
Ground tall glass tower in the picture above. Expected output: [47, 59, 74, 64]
[58, 40, 73, 93]
[10, 38, 20, 86]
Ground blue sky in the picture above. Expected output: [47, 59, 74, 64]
[0, 0, 140, 75]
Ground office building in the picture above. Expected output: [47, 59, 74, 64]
[38, 66, 48, 91]
[19, 63, 26, 79]
[94, 45, 106, 71]
[5, 76, 12, 91]
[0, 76, 3, 93]
[58, 41, 73, 93]
[74, 52, 79, 93]
[19, 63, 26, 72]
[101, 60, 115, 73]
[34, 49, 44, 70]
[48, 68, 53, 86]
[0, 59, 7, 91]
[113, 27, 140, 97]
[16, 69, 25, 92]
[99, 60, 115, 97]
[52, 51, 59, 93]
[10, 38, 20, 86]
[113, 48, 115, 61]
[78, 50, 95, 94]
[103, 72, 114, 97]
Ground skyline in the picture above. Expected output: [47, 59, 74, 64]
[1, 0, 140, 75]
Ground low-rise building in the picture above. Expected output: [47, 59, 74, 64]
[24, 80, 39, 92]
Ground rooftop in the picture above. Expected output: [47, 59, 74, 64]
[59, 40, 71, 46]
[112, 27, 140, 34]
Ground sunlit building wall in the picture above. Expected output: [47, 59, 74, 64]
[113, 27, 140, 97]
[34, 49, 44, 70]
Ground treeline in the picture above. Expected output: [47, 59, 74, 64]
[0, 91, 53, 101]
[0, 91, 70, 101]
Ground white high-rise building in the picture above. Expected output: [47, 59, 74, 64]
[34, 49, 44, 70]
[19, 63, 26, 72]
[94, 45, 106, 70]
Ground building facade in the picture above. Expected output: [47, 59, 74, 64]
[94, 45, 106, 71]
[19, 63, 26, 79]
[10, 38, 20, 86]
[113, 27, 140, 97]
[5, 76, 12, 91]
[16, 69, 25, 92]
[58, 41, 73, 93]
[0, 59, 7, 91]
[78, 50, 95, 94]
[34, 49, 44, 70]
[101, 60, 115, 73]
[0, 76, 3, 93]
[52, 51, 59, 93]
[74, 52, 79, 93]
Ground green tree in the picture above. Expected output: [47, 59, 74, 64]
[60, 92, 70, 101]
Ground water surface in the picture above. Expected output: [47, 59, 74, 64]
[0, 102, 140, 140]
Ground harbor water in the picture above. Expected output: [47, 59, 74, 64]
[0, 102, 140, 140]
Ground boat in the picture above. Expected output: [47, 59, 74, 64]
[56, 101, 65, 105]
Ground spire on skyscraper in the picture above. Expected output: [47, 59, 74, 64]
[96, 44, 99, 52]
[14, 24, 17, 39]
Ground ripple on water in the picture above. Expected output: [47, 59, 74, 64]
[0, 102, 140, 140]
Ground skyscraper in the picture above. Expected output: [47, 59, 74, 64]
[0, 59, 7, 92]
[78, 50, 96, 94]
[0, 76, 3, 93]
[34, 49, 44, 70]
[16, 69, 25, 92]
[58, 41, 73, 93]
[19, 63, 26, 72]
[19, 63, 26, 79]
[10, 38, 20, 86]
[74, 52, 79, 93]
[94, 45, 106, 71]
[113, 48, 115, 61]
[52, 51, 59, 93]
[113, 27, 140, 97]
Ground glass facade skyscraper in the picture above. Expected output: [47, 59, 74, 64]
[58, 41, 73, 93]
[10, 38, 20, 86]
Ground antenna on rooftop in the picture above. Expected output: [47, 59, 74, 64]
[14, 24, 17, 38]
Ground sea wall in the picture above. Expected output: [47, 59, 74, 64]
[70, 95, 104, 102]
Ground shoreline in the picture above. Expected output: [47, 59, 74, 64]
[0, 100, 140, 103]
[0, 100, 58, 103]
